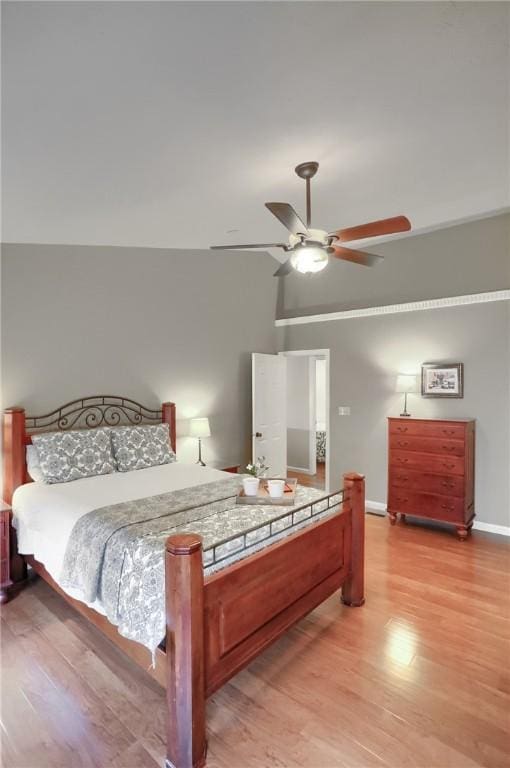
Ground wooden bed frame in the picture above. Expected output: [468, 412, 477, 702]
[2, 395, 365, 768]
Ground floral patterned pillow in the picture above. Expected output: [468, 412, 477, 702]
[111, 423, 176, 472]
[32, 428, 116, 484]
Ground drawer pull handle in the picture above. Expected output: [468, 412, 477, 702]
[396, 427, 408, 433]
[397, 475, 408, 481]
[442, 445, 456, 452]
[397, 458, 409, 464]
[397, 497, 408, 503]
[398, 441, 409, 447]
[444, 462, 455, 469]
[441, 481, 455, 489]
[443, 429, 455, 436]
[441, 504, 454, 510]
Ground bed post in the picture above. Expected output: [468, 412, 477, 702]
[341, 472, 365, 607]
[2, 407, 29, 594]
[162, 402, 177, 454]
[3, 408, 26, 505]
[165, 534, 207, 768]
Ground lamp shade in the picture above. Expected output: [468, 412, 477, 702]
[189, 417, 211, 438]
[396, 374, 418, 394]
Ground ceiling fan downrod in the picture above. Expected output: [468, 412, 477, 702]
[295, 161, 319, 229]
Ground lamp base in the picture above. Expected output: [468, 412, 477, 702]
[196, 437, 206, 466]
[399, 392, 411, 418]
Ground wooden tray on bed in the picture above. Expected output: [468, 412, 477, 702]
[236, 478, 297, 505]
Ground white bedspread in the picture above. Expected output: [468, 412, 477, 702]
[12, 462, 230, 607]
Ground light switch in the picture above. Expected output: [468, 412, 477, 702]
[338, 406, 351, 416]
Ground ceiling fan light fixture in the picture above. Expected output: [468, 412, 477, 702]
[290, 244, 329, 274]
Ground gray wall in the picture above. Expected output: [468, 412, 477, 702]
[1, 244, 277, 468]
[277, 213, 510, 528]
[278, 302, 510, 527]
[278, 213, 510, 319]
[2, 214, 509, 527]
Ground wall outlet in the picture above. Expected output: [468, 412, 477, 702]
[338, 406, 351, 416]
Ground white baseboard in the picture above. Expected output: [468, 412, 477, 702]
[366, 500, 387, 516]
[364, 499, 510, 536]
[287, 466, 315, 475]
[472, 521, 510, 537]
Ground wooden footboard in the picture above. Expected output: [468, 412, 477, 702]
[164, 472, 365, 768]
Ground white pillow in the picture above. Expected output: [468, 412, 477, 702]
[26, 444, 45, 482]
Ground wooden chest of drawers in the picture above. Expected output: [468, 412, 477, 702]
[387, 417, 475, 540]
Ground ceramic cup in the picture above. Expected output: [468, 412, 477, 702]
[243, 477, 260, 496]
[267, 479, 285, 498]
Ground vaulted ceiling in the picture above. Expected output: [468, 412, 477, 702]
[2, 2, 509, 253]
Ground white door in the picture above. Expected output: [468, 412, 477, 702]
[252, 353, 287, 477]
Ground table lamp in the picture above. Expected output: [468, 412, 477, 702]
[189, 417, 211, 466]
[396, 375, 418, 417]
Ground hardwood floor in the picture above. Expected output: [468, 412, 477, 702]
[288, 462, 326, 490]
[1, 515, 509, 768]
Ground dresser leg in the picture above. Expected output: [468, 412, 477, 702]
[456, 525, 469, 541]
[388, 511, 397, 526]
[400, 514, 407, 524]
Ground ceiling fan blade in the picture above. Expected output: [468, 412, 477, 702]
[273, 258, 294, 278]
[210, 242, 287, 250]
[334, 216, 411, 242]
[265, 202, 308, 237]
[331, 245, 383, 267]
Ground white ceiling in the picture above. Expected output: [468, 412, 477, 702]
[2, 1, 509, 254]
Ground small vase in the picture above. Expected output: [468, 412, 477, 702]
[243, 477, 260, 496]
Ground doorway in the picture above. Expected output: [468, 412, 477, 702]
[279, 350, 330, 492]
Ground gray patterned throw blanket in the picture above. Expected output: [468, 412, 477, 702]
[60, 477, 327, 655]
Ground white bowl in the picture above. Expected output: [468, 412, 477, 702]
[243, 477, 260, 496]
[267, 479, 285, 498]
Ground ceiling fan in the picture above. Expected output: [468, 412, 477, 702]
[211, 161, 411, 277]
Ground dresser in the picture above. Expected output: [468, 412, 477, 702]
[387, 417, 475, 540]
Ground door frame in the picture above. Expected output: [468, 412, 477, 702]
[278, 349, 331, 493]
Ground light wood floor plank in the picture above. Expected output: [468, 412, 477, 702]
[1, 515, 509, 768]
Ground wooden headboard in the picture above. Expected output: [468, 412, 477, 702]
[2, 395, 176, 504]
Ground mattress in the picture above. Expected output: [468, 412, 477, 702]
[13, 461, 344, 653]
[12, 462, 230, 612]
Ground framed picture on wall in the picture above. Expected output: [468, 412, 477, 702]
[421, 363, 464, 398]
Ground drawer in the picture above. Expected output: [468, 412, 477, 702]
[389, 435, 465, 457]
[390, 450, 465, 476]
[388, 489, 465, 523]
[390, 468, 465, 498]
[389, 421, 466, 440]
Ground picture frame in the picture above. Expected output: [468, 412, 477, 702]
[421, 363, 464, 398]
